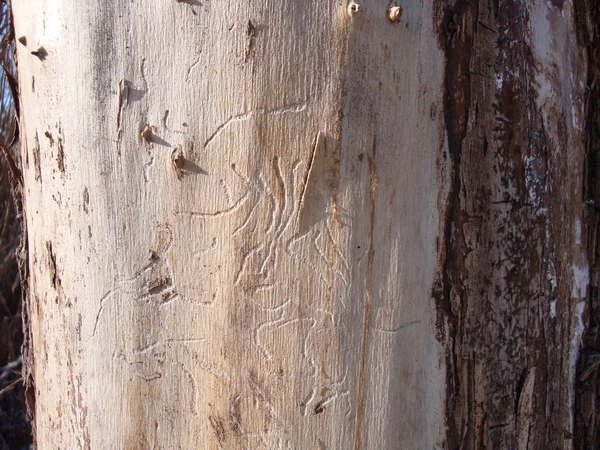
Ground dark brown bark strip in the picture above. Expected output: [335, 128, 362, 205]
[575, 1, 600, 448]
[432, 2, 478, 446]
[435, 0, 589, 448]
[6, 1, 34, 445]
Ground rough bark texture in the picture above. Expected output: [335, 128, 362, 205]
[575, 1, 600, 449]
[11, 0, 596, 449]
[433, 0, 593, 449]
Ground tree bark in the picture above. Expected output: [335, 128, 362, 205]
[435, 0, 595, 447]
[10, 0, 598, 449]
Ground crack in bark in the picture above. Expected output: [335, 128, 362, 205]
[353, 135, 377, 450]
[574, 0, 600, 447]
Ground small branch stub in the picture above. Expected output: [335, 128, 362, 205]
[347, 1, 361, 16]
[141, 124, 156, 145]
[31, 46, 47, 61]
[388, 5, 402, 23]
[171, 145, 185, 179]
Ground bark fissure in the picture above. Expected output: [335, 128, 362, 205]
[575, 0, 600, 447]
[434, 1, 478, 446]
[5, 3, 34, 443]
[354, 136, 377, 450]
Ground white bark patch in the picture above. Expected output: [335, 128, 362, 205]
[571, 263, 589, 299]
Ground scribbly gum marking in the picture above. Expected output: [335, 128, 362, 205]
[178, 108, 351, 446]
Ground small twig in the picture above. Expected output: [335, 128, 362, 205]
[0, 139, 21, 184]
[0, 356, 21, 380]
[0, 376, 22, 397]
[2, 63, 18, 117]
[0, 290, 9, 315]
[0, 198, 9, 241]
[7, 117, 18, 147]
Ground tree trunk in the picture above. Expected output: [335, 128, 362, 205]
[10, 0, 598, 449]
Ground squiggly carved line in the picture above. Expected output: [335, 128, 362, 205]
[234, 244, 264, 285]
[300, 388, 316, 417]
[87, 288, 117, 341]
[257, 172, 276, 234]
[372, 320, 422, 334]
[203, 102, 307, 150]
[254, 311, 285, 360]
[134, 341, 160, 355]
[176, 189, 250, 218]
[313, 230, 329, 264]
[259, 160, 302, 279]
[185, 53, 202, 82]
[178, 363, 199, 415]
[88, 225, 176, 341]
[276, 161, 303, 241]
[233, 193, 261, 236]
[315, 228, 349, 286]
[285, 232, 327, 284]
[247, 283, 275, 294]
[326, 224, 351, 274]
[273, 156, 287, 236]
[251, 296, 290, 312]
[155, 224, 174, 255]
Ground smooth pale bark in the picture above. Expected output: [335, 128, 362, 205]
[13, 1, 445, 448]
[11, 0, 596, 449]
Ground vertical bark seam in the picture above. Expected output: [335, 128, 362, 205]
[353, 136, 377, 450]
